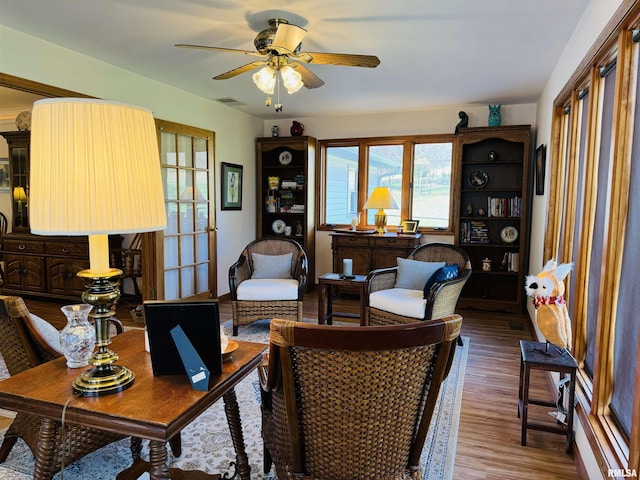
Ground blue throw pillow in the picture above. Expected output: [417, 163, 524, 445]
[423, 264, 459, 298]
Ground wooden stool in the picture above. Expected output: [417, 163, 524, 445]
[518, 340, 577, 454]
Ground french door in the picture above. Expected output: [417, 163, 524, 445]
[144, 120, 217, 300]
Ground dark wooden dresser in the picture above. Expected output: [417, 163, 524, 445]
[330, 232, 422, 276]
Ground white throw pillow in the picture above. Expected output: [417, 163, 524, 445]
[394, 257, 446, 290]
[251, 252, 293, 279]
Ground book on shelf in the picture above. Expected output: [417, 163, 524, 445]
[487, 196, 521, 217]
[499, 252, 519, 272]
[460, 220, 489, 244]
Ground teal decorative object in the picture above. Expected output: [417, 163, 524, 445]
[488, 104, 502, 126]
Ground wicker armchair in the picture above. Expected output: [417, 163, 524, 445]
[228, 238, 307, 336]
[0, 295, 138, 479]
[259, 315, 462, 479]
[365, 242, 471, 326]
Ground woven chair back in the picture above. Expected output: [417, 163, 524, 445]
[409, 242, 471, 271]
[244, 237, 307, 277]
[263, 315, 462, 479]
[0, 295, 55, 375]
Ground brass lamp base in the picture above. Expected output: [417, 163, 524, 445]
[374, 209, 388, 234]
[72, 364, 135, 396]
[76, 268, 134, 396]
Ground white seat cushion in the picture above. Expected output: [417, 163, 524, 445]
[369, 288, 426, 319]
[237, 278, 299, 301]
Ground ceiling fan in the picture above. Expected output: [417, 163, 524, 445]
[175, 18, 380, 93]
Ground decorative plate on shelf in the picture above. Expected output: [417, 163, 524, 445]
[272, 219, 286, 234]
[500, 226, 519, 243]
[468, 170, 489, 189]
[15, 110, 31, 131]
[278, 150, 293, 165]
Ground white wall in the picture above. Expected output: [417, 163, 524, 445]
[533, 1, 624, 478]
[264, 103, 537, 281]
[0, 25, 264, 296]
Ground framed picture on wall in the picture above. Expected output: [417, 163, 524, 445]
[0, 159, 9, 192]
[221, 162, 243, 210]
[535, 145, 546, 196]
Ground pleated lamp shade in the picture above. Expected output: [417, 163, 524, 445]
[30, 98, 166, 273]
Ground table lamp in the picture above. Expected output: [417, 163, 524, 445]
[362, 187, 399, 234]
[12, 186, 27, 227]
[30, 98, 166, 396]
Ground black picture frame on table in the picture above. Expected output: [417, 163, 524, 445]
[221, 162, 243, 210]
[535, 144, 546, 196]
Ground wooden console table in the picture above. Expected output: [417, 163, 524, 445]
[0, 330, 266, 480]
[331, 232, 422, 276]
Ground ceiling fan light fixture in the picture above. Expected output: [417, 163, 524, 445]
[253, 66, 276, 94]
[280, 65, 304, 94]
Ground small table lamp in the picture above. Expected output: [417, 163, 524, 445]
[363, 187, 399, 234]
[30, 98, 166, 396]
[12, 186, 27, 227]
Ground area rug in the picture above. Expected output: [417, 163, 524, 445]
[0, 320, 469, 480]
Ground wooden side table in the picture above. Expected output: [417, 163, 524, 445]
[517, 340, 578, 454]
[317, 273, 367, 325]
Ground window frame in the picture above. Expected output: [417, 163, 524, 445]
[317, 134, 456, 234]
[546, 7, 640, 473]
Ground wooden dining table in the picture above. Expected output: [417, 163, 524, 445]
[0, 329, 266, 480]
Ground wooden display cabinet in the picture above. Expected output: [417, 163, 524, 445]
[1, 130, 122, 300]
[454, 125, 531, 313]
[257, 136, 316, 287]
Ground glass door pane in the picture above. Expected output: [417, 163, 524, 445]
[158, 124, 215, 300]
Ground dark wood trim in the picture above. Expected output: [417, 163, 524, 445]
[0, 72, 91, 98]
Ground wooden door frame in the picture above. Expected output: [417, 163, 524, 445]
[148, 119, 217, 301]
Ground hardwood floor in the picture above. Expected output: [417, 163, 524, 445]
[18, 293, 580, 479]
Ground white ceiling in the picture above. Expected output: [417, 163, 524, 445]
[0, 0, 590, 120]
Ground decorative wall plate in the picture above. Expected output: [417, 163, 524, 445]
[500, 225, 519, 243]
[278, 150, 293, 165]
[468, 170, 489, 189]
[15, 110, 31, 131]
[272, 219, 286, 234]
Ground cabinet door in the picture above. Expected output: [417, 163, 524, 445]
[47, 258, 90, 296]
[4, 254, 46, 292]
[371, 248, 409, 270]
[334, 247, 371, 276]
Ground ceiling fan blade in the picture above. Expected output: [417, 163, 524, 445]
[289, 63, 325, 89]
[271, 23, 307, 54]
[175, 43, 264, 58]
[213, 61, 267, 80]
[296, 52, 380, 68]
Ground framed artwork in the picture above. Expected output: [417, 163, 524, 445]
[535, 144, 546, 195]
[401, 219, 419, 234]
[221, 162, 243, 210]
[0, 159, 9, 192]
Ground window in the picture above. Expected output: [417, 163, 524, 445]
[319, 135, 454, 232]
[546, 18, 640, 473]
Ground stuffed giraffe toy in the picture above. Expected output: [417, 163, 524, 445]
[524, 259, 574, 351]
